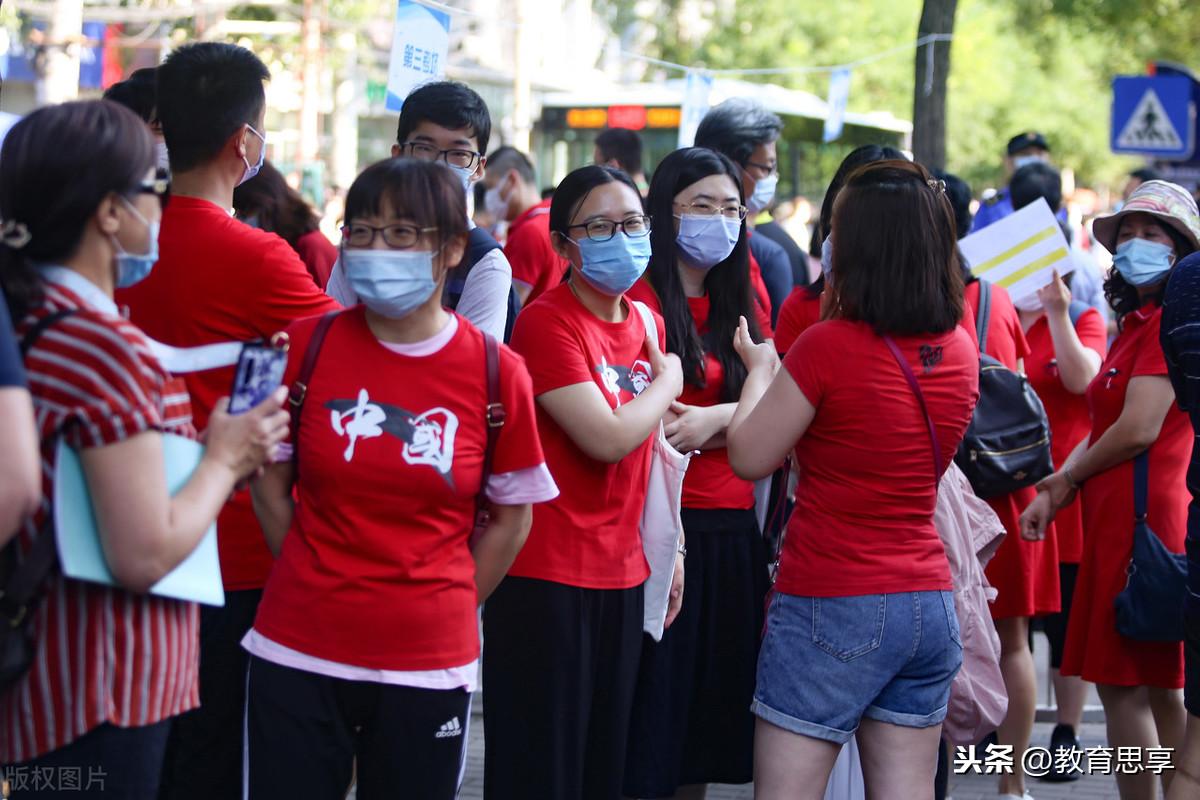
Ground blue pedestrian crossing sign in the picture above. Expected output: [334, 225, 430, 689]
[1111, 75, 1195, 159]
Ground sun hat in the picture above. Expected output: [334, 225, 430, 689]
[1092, 179, 1200, 255]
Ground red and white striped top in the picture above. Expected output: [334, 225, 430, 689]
[0, 271, 199, 763]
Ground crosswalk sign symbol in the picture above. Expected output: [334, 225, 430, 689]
[1116, 89, 1184, 150]
[1111, 75, 1195, 159]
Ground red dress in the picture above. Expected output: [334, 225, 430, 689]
[1061, 304, 1190, 687]
[1023, 309, 1108, 564]
[964, 281, 1060, 619]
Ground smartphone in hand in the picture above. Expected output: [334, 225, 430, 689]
[228, 339, 289, 415]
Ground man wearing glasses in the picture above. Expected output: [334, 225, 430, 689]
[327, 81, 517, 341]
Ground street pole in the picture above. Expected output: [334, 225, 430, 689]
[39, 0, 83, 104]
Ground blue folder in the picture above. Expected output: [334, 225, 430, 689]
[53, 434, 225, 606]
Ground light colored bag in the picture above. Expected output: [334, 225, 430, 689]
[632, 301, 692, 641]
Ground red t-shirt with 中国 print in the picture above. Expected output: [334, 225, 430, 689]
[776, 320, 979, 598]
[626, 279, 773, 510]
[505, 199, 567, 305]
[252, 309, 547, 670]
[118, 196, 340, 590]
[507, 282, 665, 589]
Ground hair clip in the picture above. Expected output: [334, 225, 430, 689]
[927, 178, 947, 194]
[0, 219, 31, 250]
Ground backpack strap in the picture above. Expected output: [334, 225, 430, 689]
[882, 335, 944, 484]
[477, 332, 505, 511]
[20, 308, 78, 355]
[287, 311, 340, 465]
[976, 280, 992, 355]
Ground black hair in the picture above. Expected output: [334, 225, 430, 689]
[644, 148, 760, 400]
[396, 81, 491, 155]
[1104, 217, 1196, 322]
[156, 43, 269, 173]
[0, 101, 155, 320]
[343, 159, 468, 253]
[594, 128, 644, 177]
[487, 146, 536, 186]
[806, 144, 906, 297]
[547, 165, 641, 237]
[102, 67, 158, 124]
[1010, 161, 1063, 213]
[933, 170, 972, 240]
[1130, 167, 1162, 183]
[694, 98, 783, 167]
[232, 160, 320, 248]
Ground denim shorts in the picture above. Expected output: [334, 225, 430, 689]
[751, 590, 963, 744]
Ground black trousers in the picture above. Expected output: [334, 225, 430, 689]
[4, 721, 171, 799]
[482, 576, 644, 800]
[1041, 562, 1079, 670]
[157, 588, 261, 800]
[244, 656, 471, 800]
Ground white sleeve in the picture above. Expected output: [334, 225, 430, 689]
[454, 248, 512, 340]
[326, 259, 358, 306]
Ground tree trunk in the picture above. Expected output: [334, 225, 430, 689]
[912, 0, 958, 171]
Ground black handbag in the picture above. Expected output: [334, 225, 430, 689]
[0, 309, 76, 689]
[955, 280, 1053, 498]
[1113, 452, 1187, 642]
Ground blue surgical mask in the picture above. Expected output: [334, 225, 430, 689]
[1012, 155, 1043, 170]
[820, 234, 833, 279]
[238, 124, 266, 187]
[449, 164, 474, 192]
[573, 233, 651, 296]
[675, 214, 740, 271]
[113, 198, 159, 288]
[341, 248, 439, 318]
[747, 173, 778, 214]
[1112, 238, 1176, 287]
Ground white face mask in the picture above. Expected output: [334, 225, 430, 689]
[484, 178, 509, 222]
[1013, 293, 1043, 312]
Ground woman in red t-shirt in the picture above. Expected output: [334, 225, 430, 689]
[1023, 181, 1200, 799]
[727, 160, 978, 798]
[622, 147, 773, 797]
[483, 166, 685, 800]
[246, 159, 557, 799]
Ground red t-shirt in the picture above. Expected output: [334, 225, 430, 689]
[746, 250, 774, 326]
[775, 287, 822, 355]
[505, 199, 567, 305]
[627, 280, 773, 509]
[1024, 309, 1107, 563]
[777, 320, 979, 597]
[252, 310, 546, 670]
[118, 196, 340, 589]
[964, 280, 1029, 368]
[294, 229, 338, 290]
[507, 283, 665, 588]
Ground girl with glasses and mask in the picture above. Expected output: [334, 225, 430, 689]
[1022, 181, 1200, 800]
[245, 158, 556, 799]
[0, 100, 289, 799]
[483, 165, 685, 800]
[622, 147, 772, 800]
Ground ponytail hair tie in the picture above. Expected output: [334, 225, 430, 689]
[927, 178, 947, 194]
[0, 219, 31, 250]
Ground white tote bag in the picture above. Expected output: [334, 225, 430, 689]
[632, 301, 692, 641]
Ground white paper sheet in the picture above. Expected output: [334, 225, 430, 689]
[959, 197, 1071, 307]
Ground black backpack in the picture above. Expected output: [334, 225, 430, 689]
[955, 280, 1053, 499]
[443, 227, 521, 343]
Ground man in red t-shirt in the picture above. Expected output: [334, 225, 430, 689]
[483, 146, 566, 306]
[117, 43, 339, 800]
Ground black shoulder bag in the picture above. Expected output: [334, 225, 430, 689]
[955, 280, 1053, 498]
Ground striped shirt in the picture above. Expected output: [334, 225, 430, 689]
[0, 271, 199, 763]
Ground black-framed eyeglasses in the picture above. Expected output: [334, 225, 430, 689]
[566, 215, 651, 242]
[744, 160, 777, 177]
[674, 201, 748, 220]
[341, 223, 437, 249]
[137, 168, 171, 209]
[397, 141, 482, 171]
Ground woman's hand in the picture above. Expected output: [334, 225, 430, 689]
[663, 551, 685, 629]
[733, 315, 779, 375]
[205, 386, 290, 481]
[1038, 269, 1072, 318]
[1020, 490, 1057, 541]
[1035, 469, 1078, 511]
[664, 401, 719, 453]
[646, 325, 684, 399]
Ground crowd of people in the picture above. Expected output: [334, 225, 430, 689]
[1, 39, 1199, 800]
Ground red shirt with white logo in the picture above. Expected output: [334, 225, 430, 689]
[507, 283, 665, 588]
[505, 199, 567, 305]
[251, 309, 547, 670]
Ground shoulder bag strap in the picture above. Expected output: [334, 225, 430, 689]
[1133, 450, 1149, 523]
[287, 311, 340, 467]
[20, 308, 78, 355]
[477, 332, 505, 510]
[882, 335, 944, 484]
[977, 280, 992, 355]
